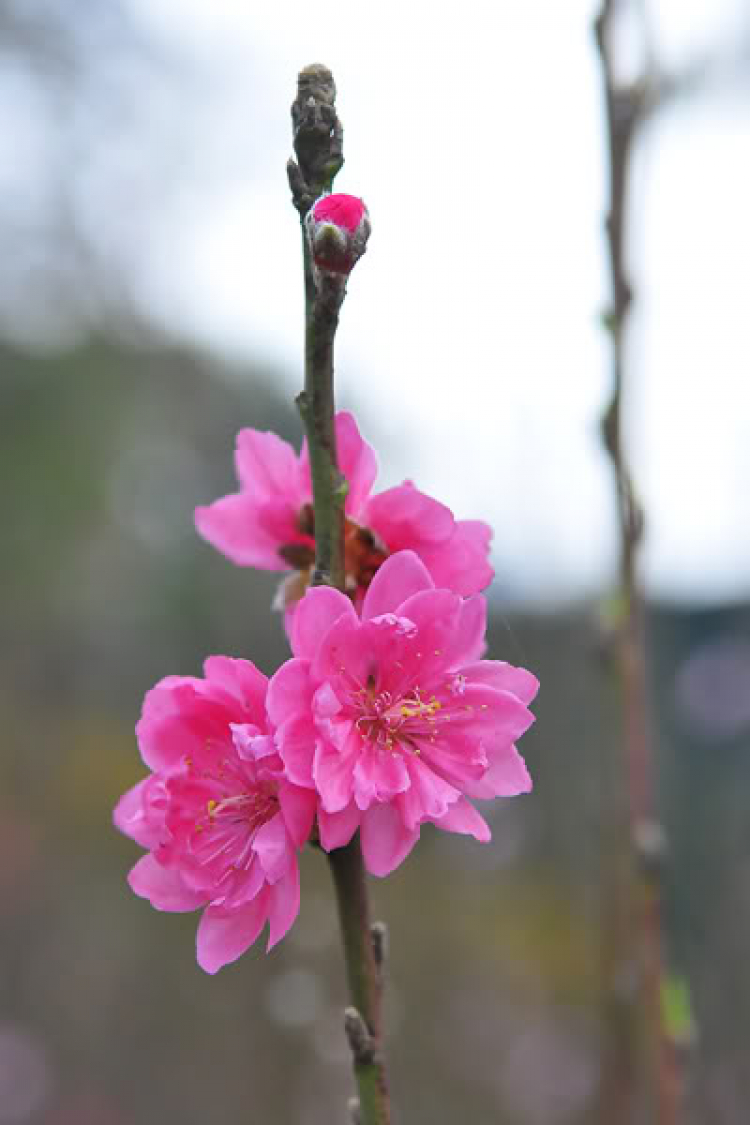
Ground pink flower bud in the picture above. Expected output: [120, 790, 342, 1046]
[306, 193, 371, 276]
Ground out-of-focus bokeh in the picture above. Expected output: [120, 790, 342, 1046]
[2, 1, 749, 1122]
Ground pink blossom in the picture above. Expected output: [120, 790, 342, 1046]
[195, 412, 493, 609]
[114, 657, 316, 973]
[267, 551, 537, 877]
[306, 193, 371, 275]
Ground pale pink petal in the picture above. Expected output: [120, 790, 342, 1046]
[418, 730, 488, 787]
[432, 797, 492, 841]
[278, 783, 317, 848]
[317, 803, 361, 851]
[128, 854, 207, 912]
[136, 678, 205, 771]
[476, 687, 536, 743]
[352, 744, 410, 809]
[379, 589, 461, 687]
[334, 412, 379, 516]
[397, 757, 460, 830]
[291, 585, 357, 660]
[267, 659, 313, 727]
[195, 494, 290, 570]
[274, 714, 317, 788]
[252, 812, 292, 883]
[363, 483, 454, 548]
[360, 804, 420, 876]
[313, 736, 359, 813]
[267, 864, 301, 949]
[203, 656, 268, 719]
[234, 428, 303, 500]
[312, 681, 344, 719]
[462, 745, 533, 798]
[361, 550, 434, 620]
[310, 612, 367, 686]
[231, 726, 275, 762]
[418, 519, 494, 595]
[462, 660, 540, 706]
[452, 595, 487, 665]
[113, 779, 162, 849]
[196, 891, 270, 974]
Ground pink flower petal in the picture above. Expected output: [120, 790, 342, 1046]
[252, 812, 292, 883]
[398, 757, 460, 830]
[360, 804, 420, 876]
[313, 735, 359, 813]
[417, 730, 488, 788]
[267, 864, 301, 949]
[274, 714, 318, 788]
[113, 779, 163, 849]
[352, 743, 410, 810]
[234, 428, 303, 500]
[361, 550, 434, 620]
[135, 678, 204, 771]
[196, 890, 270, 974]
[363, 483, 455, 548]
[432, 797, 491, 841]
[203, 656, 268, 718]
[380, 589, 462, 686]
[195, 493, 291, 570]
[128, 854, 207, 912]
[334, 412, 379, 516]
[418, 519, 494, 595]
[317, 803, 361, 851]
[462, 745, 533, 798]
[453, 595, 487, 665]
[462, 660, 540, 706]
[231, 725, 275, 762]
[267, 659, 313, 728]
[278, 783, 317, 848]
[291, 585, 357, 660]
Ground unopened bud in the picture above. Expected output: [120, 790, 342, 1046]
[306, 193, 370, 276]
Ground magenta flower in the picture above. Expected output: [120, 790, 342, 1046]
[306, 193, 371, 276]
[195, 411, 493, 610]
[267, 551, 537, 877]
[114, 657, 316, 973]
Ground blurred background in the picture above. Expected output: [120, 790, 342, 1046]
[1, 0, 749, 1122]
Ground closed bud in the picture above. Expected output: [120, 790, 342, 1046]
[306, 193, 370, 276]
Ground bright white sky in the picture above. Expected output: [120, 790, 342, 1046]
[125, 0, 750, 607]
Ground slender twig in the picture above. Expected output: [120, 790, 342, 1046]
[594, 5, 680, 1124]
[287, 64, 392, 1125]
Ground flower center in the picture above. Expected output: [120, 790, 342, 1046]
[277, 505, 389, 606]
[205, 786, 277, 833]
[354, 684, 443, 750]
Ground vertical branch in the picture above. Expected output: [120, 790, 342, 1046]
[288, 63, 347, 591]
[287, 65, 391, 1125]
[594, 4, 680, 1124]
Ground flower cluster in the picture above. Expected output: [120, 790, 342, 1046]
[116, 412, 538, 972]
[194, 411, 493, 611]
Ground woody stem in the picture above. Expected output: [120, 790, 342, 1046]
[288, 63, 392, 1125]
